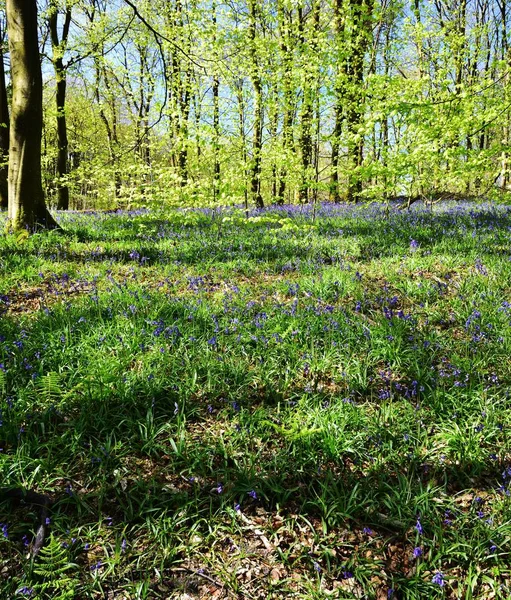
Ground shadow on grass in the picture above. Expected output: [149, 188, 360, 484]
[2, 207, 511, 271]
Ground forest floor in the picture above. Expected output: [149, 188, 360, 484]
[1, 201, 511, 599]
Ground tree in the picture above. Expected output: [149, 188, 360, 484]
[244, 0, 263, 208]
[6, 0, 58, 230]
[48, 0, 72, 210]
[0, 12, 9, 210]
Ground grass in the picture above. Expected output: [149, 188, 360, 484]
[1, 201, 511, 598]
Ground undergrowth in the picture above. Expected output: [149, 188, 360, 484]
[1, 202, 511, 598]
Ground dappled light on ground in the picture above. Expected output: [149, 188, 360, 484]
[1, 203, 511, 598]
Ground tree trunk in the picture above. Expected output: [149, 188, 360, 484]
[0, 18, 9, 210]
[212, 1, 220, 201]
[6, 0, 58, 230]
[298, 3, 318, 203]
[330, 0, 344, 203]
[235, 79, 249, 214]
[49, 2, 71, 210]
[345, 0, 374, 203]
[277, 0, 293, 204]
[248, 0, 263, 208]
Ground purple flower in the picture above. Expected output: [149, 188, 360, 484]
[90, 561, 102, 571]
[16, 588, 33, 597]
[0, 523, 8, 538]
[432, 571, 445, 587]
[413, 546, 422, 558]
[410, 239, 419, 250]
[216, 483, 223, 494]
[248, 490, 257, 500]
[415, 517, 423, 535]
[313, 561, 321, 573]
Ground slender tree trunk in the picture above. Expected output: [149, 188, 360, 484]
[248, 0, 263, 208]
[212, 71, 220, 199]
[235, 79, 249, 213]
[346, 0, 374, 202]
[212, 2, 220, 201]
[330, 0, 344, 203]
[277, 0, 293, 204]
[94, 61, 121, 198]
[269, 81, 279, 202]
[178, 72, 191, 186]
[54, 71, 69, 209]
[0, 18, 9, 210]
[49, 2, 71, 210]
[6, 0, 58, 230]
[298, 2, 319, 203]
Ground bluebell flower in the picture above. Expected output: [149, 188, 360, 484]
[415, 517, 423, 535]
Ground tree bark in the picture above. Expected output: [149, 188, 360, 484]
[248, 0, 263, 208]
[345, 0, 374, 203]
[49, 2, 72, 210]
[0, 18, 9, 210]
[277, 0, 293, 204]
[330, 0, 344, 203]
[212, 1, 220, 201]
[298, 3, 319, 203]
[6, 0, 58, 230]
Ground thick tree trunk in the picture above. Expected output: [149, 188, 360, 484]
[0, 20, 9, 210]
[6, 0, 58, 230]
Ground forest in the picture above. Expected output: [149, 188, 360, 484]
[1, 0, 511, 214]
[2, 1, 511, 599]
